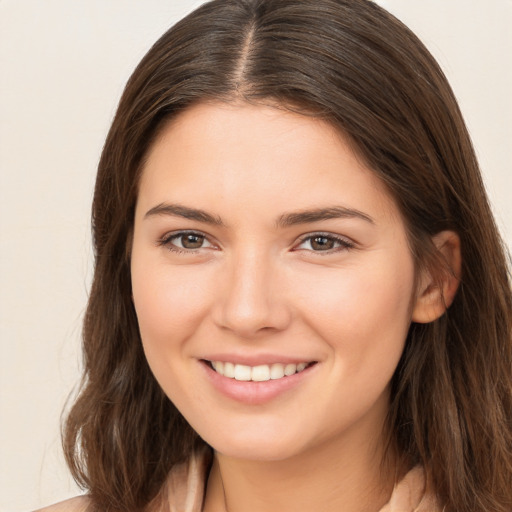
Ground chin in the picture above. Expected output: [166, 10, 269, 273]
[195, 421, 313, 462]
[213, 439, 306, 462]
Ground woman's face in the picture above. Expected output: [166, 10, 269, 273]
[131, 102, 418, 462]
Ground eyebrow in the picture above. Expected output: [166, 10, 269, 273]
[144, 203, 225, 226]
[276, 206, 375, 227]
[144, 202, 374, 228]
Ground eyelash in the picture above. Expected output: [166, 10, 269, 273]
[157, 230, 214, 254]
[294, 232, 355, 254]
[157, 231, 355, 255]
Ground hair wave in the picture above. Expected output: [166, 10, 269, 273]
[63, 1, 512, 511]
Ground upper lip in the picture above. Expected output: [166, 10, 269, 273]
[199, 353, 318, 366]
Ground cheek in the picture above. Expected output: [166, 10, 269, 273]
[130, 258, 214, 405]
[293, 254, 415, 368]
[131, 256, 213, 348]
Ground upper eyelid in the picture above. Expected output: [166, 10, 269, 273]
[160, 229, 209, 239]
[158, 229, 216, 246]
[297, 231, 351, 240]
[295, 232, 355, 244]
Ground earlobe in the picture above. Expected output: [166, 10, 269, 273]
[411, 230, 461, 324]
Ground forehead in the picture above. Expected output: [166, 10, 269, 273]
[137, 101, 401, 225]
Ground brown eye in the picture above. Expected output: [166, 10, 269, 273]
[295, 233, 354, 253]
[179, 233, 205, 249]
[159, 231, 214, 252]
[310, 236, 335, 251]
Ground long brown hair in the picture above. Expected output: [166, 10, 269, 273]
[63, 1, 512, 510]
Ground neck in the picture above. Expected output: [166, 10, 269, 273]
[203, 426, 397, 512]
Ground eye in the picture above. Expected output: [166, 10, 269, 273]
[295, 233, 354, 253]
[158, 231, 215, 252]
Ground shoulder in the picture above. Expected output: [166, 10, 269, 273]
[33, 496, 91, 512]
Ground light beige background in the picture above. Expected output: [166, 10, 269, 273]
[0, 1, 510, 510]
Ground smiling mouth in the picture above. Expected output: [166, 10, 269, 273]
[205, 360, 317, 382]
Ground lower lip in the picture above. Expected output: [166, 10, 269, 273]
[200, 361, 317, 405]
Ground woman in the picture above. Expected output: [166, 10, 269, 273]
[39, 0, 512, 511]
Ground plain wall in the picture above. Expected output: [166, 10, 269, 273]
[0, 1, 510, 510]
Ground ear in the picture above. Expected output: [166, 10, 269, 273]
[411, 230, 461, 324]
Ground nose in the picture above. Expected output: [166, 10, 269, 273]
[213, 249, 292, 338]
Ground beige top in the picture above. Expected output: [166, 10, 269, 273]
[164, 450, 441, 512]
[36, 451, 441, 512]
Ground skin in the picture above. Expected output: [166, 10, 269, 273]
[129, 102, 459, 512]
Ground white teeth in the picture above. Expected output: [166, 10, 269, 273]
[251, 365, 270, 382]
[212, 361, 224, 373]
[224, 362, 235, 378]
[210, 361, 311, 381]
[234, 364, 252, 381]
[284, 363, 297, 376]
[270, 363, 285, 380]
